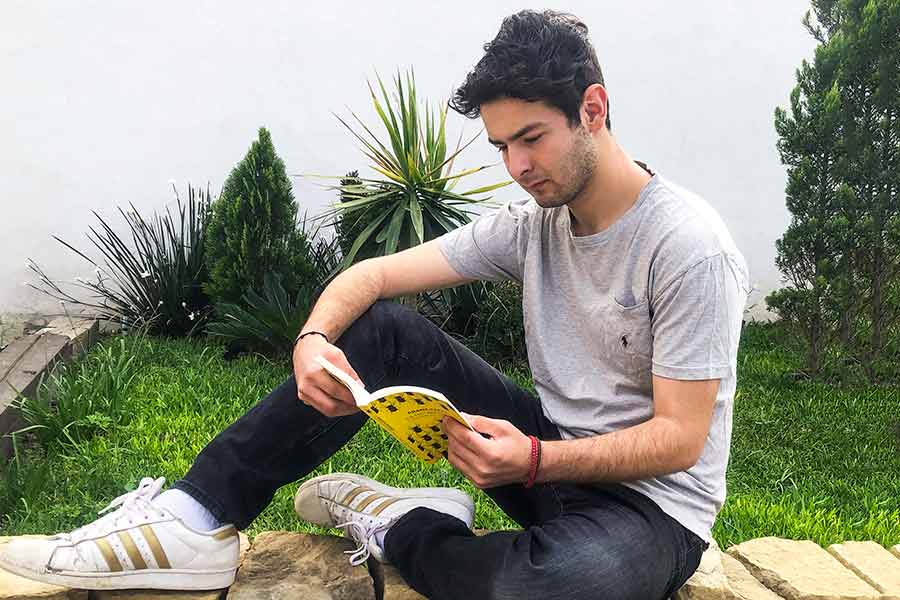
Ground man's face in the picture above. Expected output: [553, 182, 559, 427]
[481, 97, 597, 209]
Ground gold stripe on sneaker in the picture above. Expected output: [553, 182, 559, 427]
[338, 485, 372, 507]
[354, 492, 387, 512]
[369, 496, 402, 517]
[213, 526, 238, 541]
[140, 525, 171, 569]
[117, 531, 147, 570]
[95, 538, 123, 572]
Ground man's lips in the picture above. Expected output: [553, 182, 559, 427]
[523, 179, 548, 191]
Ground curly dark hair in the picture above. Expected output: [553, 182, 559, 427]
[450, 10, 610, 130]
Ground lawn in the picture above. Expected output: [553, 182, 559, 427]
[1, 322, 898, 549]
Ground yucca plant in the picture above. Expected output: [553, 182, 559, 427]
[205, 271, 318, 360]
[314, 70, 511, 267]
[27, 185, 214, 337]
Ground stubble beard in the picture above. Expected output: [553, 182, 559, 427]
[533, 128, 597, 209]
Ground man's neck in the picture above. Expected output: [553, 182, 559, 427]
[567, 142, 653, 237]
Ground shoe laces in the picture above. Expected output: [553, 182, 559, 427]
[62, 477, 168, 543]
[325, 499, 394, 566]
[335, 518, 393, 566]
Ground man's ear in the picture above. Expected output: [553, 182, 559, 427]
[581, 84, 608, 132]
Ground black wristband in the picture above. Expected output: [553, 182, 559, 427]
[293, 330, 329, 349]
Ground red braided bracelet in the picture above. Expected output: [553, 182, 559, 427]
[524, 435, 541, 488]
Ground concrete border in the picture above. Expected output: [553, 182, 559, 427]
[0, 317, 100, 461]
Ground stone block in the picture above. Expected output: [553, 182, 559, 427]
[720, 552, 784, 599]
[33, 318, 98, 355]
[0, 333, 70, 459]
[673, 540, 740, 600]
[237, 533, 249, 566]
[727, 537, 879, 600]
[226, 532, 375, 600]
[827, 541, 900, 599]
[371, 564, 425, 600]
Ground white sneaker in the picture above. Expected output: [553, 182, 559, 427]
[0, 477, 239, 591]
[294, 472, 474, 566]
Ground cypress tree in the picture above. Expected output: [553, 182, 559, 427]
[204, 127, 313, 306]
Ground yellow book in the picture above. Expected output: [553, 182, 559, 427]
[314, 355, 475, 464]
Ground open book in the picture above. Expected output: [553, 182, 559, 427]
[314, 355, 475, 464]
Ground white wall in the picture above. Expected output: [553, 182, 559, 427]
[0, 0, 817, 316]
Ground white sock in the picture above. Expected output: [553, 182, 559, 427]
[153, 489, 224, 532]
[374, 529, 388, 552]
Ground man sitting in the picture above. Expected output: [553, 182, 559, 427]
[0, 10, 749, 600]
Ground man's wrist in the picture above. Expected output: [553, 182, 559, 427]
[524, 435, 542, 488]
[293, 330, 329, 350]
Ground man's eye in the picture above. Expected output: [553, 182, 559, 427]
[496, 146, 507, 153]
[524, 135, 542, 144]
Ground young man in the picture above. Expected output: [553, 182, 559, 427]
[0, 10, 750, 600]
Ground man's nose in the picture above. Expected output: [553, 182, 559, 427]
[506, 146, 532, 180]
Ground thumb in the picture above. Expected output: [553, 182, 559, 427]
[466, 414, 511, 436]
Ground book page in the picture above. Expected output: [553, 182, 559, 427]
[361, 387, 474, 464]
[314, 356, 474, 464]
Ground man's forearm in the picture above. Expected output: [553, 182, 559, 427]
[537, 416, 698, 484]
[299, 260, 384, 342]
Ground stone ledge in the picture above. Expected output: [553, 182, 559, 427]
[727, 537, 882, 599]
[0, 318, 99, 461]
[2, 534, 898, 599]
[827, 541, 900, 599]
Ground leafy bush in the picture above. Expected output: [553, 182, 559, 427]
[28, 185, 214, 336]
[204, 127, 316, 307]
[207, 273, 315, 360]
[206, 225, 341, 360]
[466, 280, 526, 366]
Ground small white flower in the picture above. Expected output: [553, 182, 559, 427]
[181, 301, 187, 308]
[188, 312, 196, 321]
[140, 271, 151, 278]
[157, 300, 163, 306]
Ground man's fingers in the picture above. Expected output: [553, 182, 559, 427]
[301, 384, 357, 417]
[448, 437, 480, 468]
[324, 350, 365, 388]
[466, 414, 510, 436]
[445, 417, 487, 452]
[446, 443, 477, 482]
[312, 369, 357, 405]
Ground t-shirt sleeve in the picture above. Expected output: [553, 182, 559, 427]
[650, 253, 749, 380]
[435, 199, 530, 282]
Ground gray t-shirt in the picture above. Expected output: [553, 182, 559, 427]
[437, 173, 750, 542]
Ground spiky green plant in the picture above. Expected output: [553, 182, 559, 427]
[316, 71, 511, 267]
[27, 185, 213, 337]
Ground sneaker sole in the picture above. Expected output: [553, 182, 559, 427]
[295, 472, 475, 527]
[0, 556, 236, 591]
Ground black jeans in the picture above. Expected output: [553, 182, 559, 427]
[173, 300, 707, 600]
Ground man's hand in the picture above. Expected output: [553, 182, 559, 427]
[443, 414, 532, 489]
[292, 335, 363, 417]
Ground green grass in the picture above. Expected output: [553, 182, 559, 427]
[1, 322, 898, 550]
